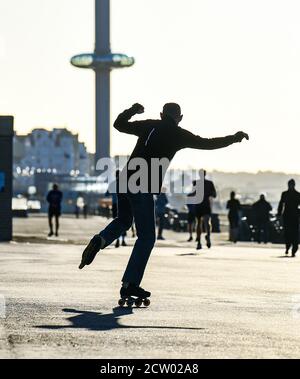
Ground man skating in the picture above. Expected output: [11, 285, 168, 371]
[79, 103, 249, 301]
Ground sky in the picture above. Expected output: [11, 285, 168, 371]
[1, 0, 300, 173]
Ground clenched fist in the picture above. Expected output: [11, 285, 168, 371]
[131, 103, 145, 114]
[234, 131, 249, 143]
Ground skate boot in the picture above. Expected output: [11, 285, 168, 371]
[79, 235, 105, 269]
[118, 284, 151, 308]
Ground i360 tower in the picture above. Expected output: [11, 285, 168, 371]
[71, 0, 134, 164]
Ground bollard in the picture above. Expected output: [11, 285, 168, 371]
[0, 116, 14, 242]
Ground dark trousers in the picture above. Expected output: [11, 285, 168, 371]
[284, 219, 299, 253]
[48, 209, 60, 233]
[100, 192, 156, 286]
[256, 222, 269, 243]
[156, 212, 165, 237]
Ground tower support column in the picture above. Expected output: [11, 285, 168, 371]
[95, 69, 111, 164]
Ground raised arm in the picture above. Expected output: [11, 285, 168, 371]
[113, 103, 145, 136]
[179, 129, 249, 150]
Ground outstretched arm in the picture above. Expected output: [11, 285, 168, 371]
[113, 103, 145, 136]
[179, 129, 249, 150]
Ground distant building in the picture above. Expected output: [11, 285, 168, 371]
[14, 128, 90, 175]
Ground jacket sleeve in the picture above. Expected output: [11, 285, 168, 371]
[113, 107, 148, 136]
[211, 182, 217, 198]
[277, 193, 284, 216]
[178, 129, 236, 150]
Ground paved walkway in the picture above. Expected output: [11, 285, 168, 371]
[1, 224, 300, 358]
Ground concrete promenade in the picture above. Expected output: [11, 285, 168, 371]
[1, 215, 300, 358]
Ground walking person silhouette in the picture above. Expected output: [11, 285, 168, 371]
[79, 103, 249, 302]
[277, 179, 300, 257]
[194, 170, 217, 250]
[227, 191, 241, 243]
[46, 184, 63, 237]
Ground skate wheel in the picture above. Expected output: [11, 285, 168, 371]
[126, 299, 134, 307]
[135, 299, 143, 308]
[118, 299, 125, 307]
[143, 298, 150, 307]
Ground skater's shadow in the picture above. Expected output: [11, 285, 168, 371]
[37, 307, 204, 332]
[276, 255, 294, 259]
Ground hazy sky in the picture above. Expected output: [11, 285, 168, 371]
[1, 0, 300, 173]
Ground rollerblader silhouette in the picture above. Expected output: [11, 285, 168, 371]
[277, 179, 300, 257]
[79, 103, 249, 305]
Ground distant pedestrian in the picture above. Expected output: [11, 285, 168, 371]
[195, 171, 217, 250]
[75, 205, 80, 219]
[155, 189, 169, 240]
[83, 204, 88, 219]
[278, 179, 300, 257]
[226, 191, 240, 243]
[186, 180, 197, 242]
[252, 194, 272, 244]
[46, 184, 63, 237]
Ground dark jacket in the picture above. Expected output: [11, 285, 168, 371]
[194, 179, 217, 215]
[47, 190, 63, 212]
[114, 107, 239, 193]
[278, 190, 300, 222]
[252, 199, 272, 224]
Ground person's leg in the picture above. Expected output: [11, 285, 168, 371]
[204, 215, 211, 236]
[284, 222, 292, 254]
[122, 193, 156, 287]
[256, 223, 262, 244]
[100, 193, 133, 247]
[196, 216, 202, 249]
[291, 222, 299, 256]
[55, 214, 59, 236]
[121, 232, 127, 246]
[48, 213, 53, 236]
[79, 193, 133, 269]
[204, 214, 211, 248]
[131, 224, 136, 238]
[233, 218, 239, 243]
[263, 223, 269, 244]
[187, 219, 193, 241]
[157, 213, 165, 239]
[196, 216, 201, 240]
